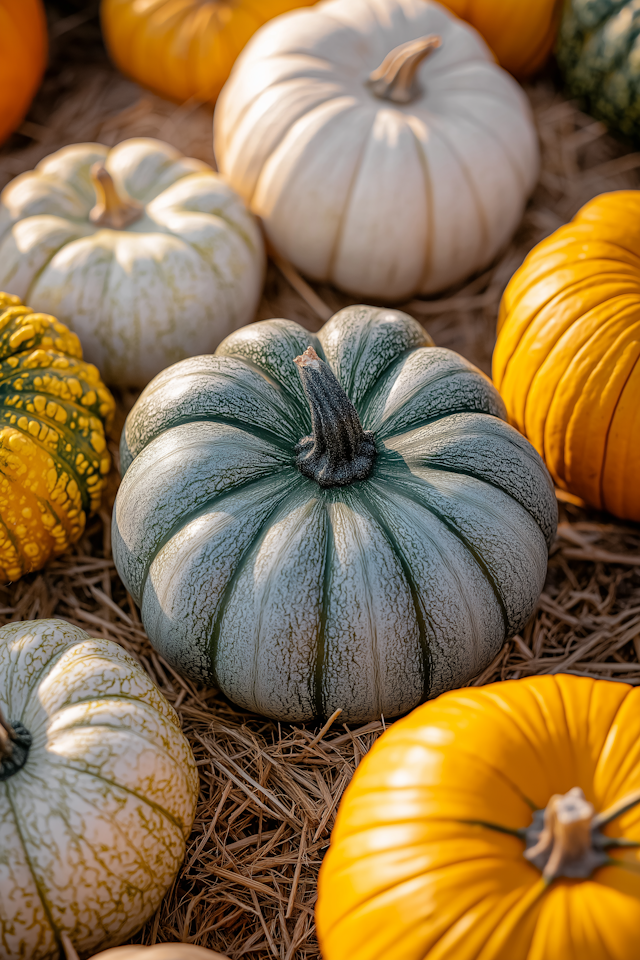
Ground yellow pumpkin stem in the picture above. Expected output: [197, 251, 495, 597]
[89, 164, 143, 230]
[367, 34, 441, 104]
[524, 787, 607, 881]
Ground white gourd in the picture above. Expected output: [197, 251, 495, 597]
[214, 0, 539, 301]
[0, 138, 265, 387]
[0, 619, 198, 959]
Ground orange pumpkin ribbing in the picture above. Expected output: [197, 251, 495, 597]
[0, 0, 47, 146]
[316, 675, 640, 960]
[493, 191, 640, 521]
[439, 0, 561, 77]
[101, 0, 320, 106]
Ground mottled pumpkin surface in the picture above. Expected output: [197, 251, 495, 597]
[0, 293, 114, 581]
[317, 674, 640, 960]
[114, 305, 557, 724]
[0, 619, 199, 960]
[557, 0, 640, 142]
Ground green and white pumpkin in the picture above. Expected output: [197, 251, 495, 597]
[0, 137, 265, 388]
[557, 0, 640, 142]
[0, 619, 198, 960]
[113, 306, 558, 724]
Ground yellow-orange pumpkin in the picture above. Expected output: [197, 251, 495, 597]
[100, 0, 319, 106]
[0, 0, 47, 145]
[317, 674, 640, 960]
[493, 191, 640, 522]
[440, 0, 561, 77]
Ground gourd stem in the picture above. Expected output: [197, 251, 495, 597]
[89, 163, 143, 230]
[524, 787, 608, 881]
[294, 347, 376, 488]
[0, 705, 32, 781]
[367, 35, 441, 104]
[0, 706, 14, 760]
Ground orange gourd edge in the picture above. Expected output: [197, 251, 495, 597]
[493, 190, 640, 522]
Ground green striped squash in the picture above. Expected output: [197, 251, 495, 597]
[113, 306, 557, 723]
[557, 0, 640, 141]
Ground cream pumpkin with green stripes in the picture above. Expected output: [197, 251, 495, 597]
[113, 305, 558, 724]
[0, 137, 265, 388]
[0, 618, 198, 959]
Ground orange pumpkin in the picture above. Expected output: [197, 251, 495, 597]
[316, 675, 640, 960]
[0, 0, 47, 146]
[441, 0, 561, 77]
[493, 190, 640, 521]
[100, 0, 319, 106]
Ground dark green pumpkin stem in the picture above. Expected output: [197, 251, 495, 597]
[294, 347, 376, 488]
[0, 705, 32, 781]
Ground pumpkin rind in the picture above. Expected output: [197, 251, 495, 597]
[114, 305, 557, 723]
[0, 0, 47, 146]
[316, 674, 640, 960]
[493, 189, 640, 520]
[557, 0, 640, 142]
[0, 138, 265, 388]
[101, 0, 320, 107]
[0, 619, 198, 960]
[0, 292, 115, 581]
[214, 0, 539, 301]
[441, 0, 562, 77]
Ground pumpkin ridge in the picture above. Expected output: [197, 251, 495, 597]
[406, 119, 435, 292]
[372, 472, 510, 637]
[381, 434, 555, 546]
[325, 115, 376, 281]
[314, 502, 333, 720]
[12, 642, 83, 728]
[209, 354, 312, 435]
[204, 480, 305, 687]
[598, 351, 640, 513]
[3, 778, 60, 946]
[43, 753, 187, 837]
[136, 469, 296, 614]
[354, 486, 431, 701]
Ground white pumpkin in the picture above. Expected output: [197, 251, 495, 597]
[0, 619, 199, 960]
[0, 138, 265, 387]
[214, 0, 539, 301]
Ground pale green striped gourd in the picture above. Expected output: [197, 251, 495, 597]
[113, 306, 558, 723]
[557, 0, 640, 142]
[0, 619, 198, 960]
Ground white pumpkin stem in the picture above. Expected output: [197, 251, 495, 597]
[294, 347, 376, 488]
[89, 164, 144, 230]
[367, 35, 441, 104]
[524, 787, 608, 881]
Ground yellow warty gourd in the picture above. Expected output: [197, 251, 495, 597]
[0, 293, 115, 580]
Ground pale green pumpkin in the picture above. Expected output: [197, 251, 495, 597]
[113, 305, 558, 723]
[0, 619, 198, 959]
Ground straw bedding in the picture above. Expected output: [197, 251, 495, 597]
[1, 7, 640, 958]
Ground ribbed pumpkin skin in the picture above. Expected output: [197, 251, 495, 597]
[0, 0, 47, 146]
[493, 190, 640, 521]
[0, 137, 265, 388]
[0, 619, 199, 960]
[214, 0, 539, 302]
[101, 0, 319, 106]
[557, 0, 640, 142]
[113, 305, 557, 724]
[90, 947, 229, 960]
[0, 293, 115, 581]
[316, 674, 640, 960]
[441, 0, 562, 76]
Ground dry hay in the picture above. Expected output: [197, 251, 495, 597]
[1, 8, 640, 958]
